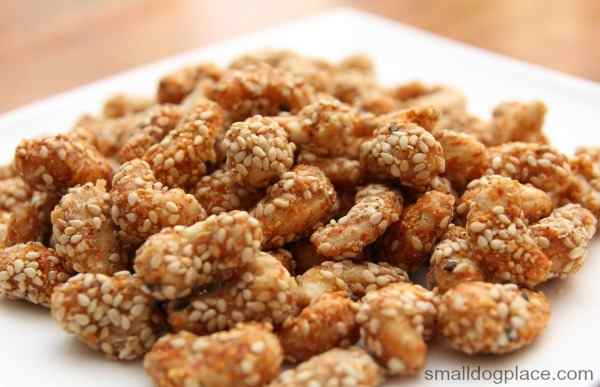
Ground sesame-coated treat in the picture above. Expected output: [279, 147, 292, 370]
[297, 260, 409, 304]
[400, 85, 467, 115]
[437, 129, 489, 190]
[144, 323, 282, 387]
[482, 101, 548, 146]
[51, 271, 162, 360]
[0, 242, 70, 307]
[376, 105, 440, 133]
[251, 165, 337, 249]
[0, 163, 16, 180]
[269, 347, 384, 387]
[486, 142, 572, 205]
[157, 62, 222, 104]
[118, 104, 184, 162]
[530, 204, 596, 279]
[456, 175, 553, 224]
[297, 151, 364, 188]
[3, 190, 61, 247]
[0, 211, 10, 243]
[110, 159, 205, 245]
[359, 121, 445, 190]
[69, 113, 143, 157]
[276, 96, 366, 158]
[223, 115, 296, 188]
[193, 169, 263, 215]
[465, 175, 551, 287]
[278, 291, 359, 363]
[270, 248, 296, 274]
[311, 184, 403, 259]
[207, 63, 315, 122]
[287, 239, 337, 274]
[438, 281, 550, 354]
[0, 176, 32, 210]
[167, 251, 299, 335]
[427, 225, 486, 293]
[143, 99, 225, 189]
[14, 134, 113, 193]
[51, 180, 127, 275]
[103, 94, 153, 118]
[135, 210, 263, 301]
[377, 190, 455, 273]
[566, 151, 600, 218]
[357, 282, 438, 375]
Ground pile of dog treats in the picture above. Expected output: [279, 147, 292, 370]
[1, 49, 599, 387]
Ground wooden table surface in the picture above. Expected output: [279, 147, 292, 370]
[1, 0, 599, 113]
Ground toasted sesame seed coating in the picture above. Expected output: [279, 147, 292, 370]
[483, 101, 548, 146]
[69, 113, 143, 157]
[566, 151, 600, 218]
[103, 94, 153, 118]
[486, 142, 572, 205]
[279, 291, 359, 363]
[377, 190, 455, 273]
[118, 104, 184, 162]
[438, 281, 550, 354]
[3, 190, 60, 247]
[357, 282, 437, 375]
[110, 159, 206, 245]
[0, 163, 16, 180]
[251, 165, 337, 249]
[167, 251, 298, 334]
[51, 271, 162, 360]
[157, 62, 222, 104]
[269, 347, 383, 387]
[144, 323, 282, 387]
[51, 180, 127, 275]
[297, 151, 364, 189]
[427, 224, 486, 293]
[297, 260, 409, 304]
[437, 129, 489, 190]
[224, 115, 296, 188]
[360, 121, 445, 190]
[311, 184, 403, 259]
[0, 176, 32, 210]
[135, 210, 263, 300]
[15, 134, 113, 193]
[530, 204, 596, 279]
[193, 169, 263, 215]
[143, 99, 224, 189]
[207, 63, 315, 122]
[0, 242, 70, 307]
[376, 105, 440, 133]
[465, 175, 551, 287]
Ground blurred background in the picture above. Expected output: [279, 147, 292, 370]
[1, 0, 599, 113]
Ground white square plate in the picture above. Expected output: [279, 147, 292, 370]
[1, 8, 599, 387]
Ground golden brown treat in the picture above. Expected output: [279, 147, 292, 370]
[251, 165, 337, 249]
[530, 204, 596, 279]
[486, 142, 571, 205]
[118, 104, 183, 162]
[296, 151, 363, 188]
[466, 176, 552, 287]
[167, 251, 299, 335]
[0, 177, 32, 210]
[193, 169, 263, 215]
[483, 101, 548, 146]
[223, 115, 296, 188]
[360, 121, 445, 190]
[157, 62, 222, 104]
[0, 163, 16, 180]
[51, 271, 162, 360]
[51, 180, 127, 275]
[208, 63, 314, 122]
[400, 85, 467, 114]
[566, 150, 600, 218]
[270, 248, 295, 274]
[110, 159, 206, 245]
[297, 260, 409, 304]
[135, 211, 262, 300]
[14, 134, 112, 193]
[70, 113, 143, 157]
[143, 99, 224, 188]
[0, 242, 70, 307]
[0, 211, 10, 245]
[103, 94, 153, 118]
[438, 281, 550, 354]
[427, 225, 486, 293]
[437, 129, 489, 190]
[376, 105, 440, 133]
[144, 323, 282, 387]
[3, 190, 60, 247]
[357, 283, 437, 375]
[377, 190, 455, 273]
[269, 347, 383, 387]
[311, 184, 403, 259]
[278, 291, 359, 363]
